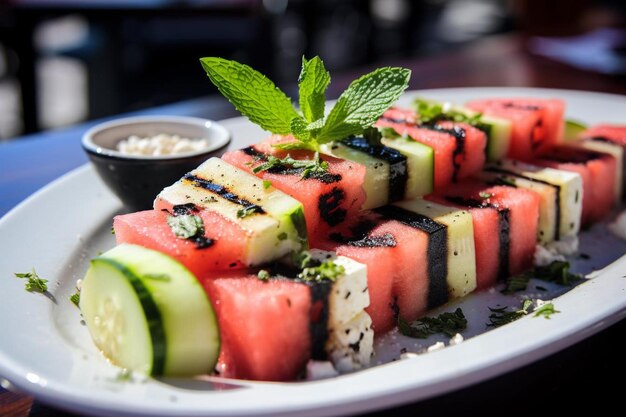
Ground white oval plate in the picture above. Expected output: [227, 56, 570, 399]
[0, 88, 625, 417]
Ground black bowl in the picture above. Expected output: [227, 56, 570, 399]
[81, 116, 230, 212]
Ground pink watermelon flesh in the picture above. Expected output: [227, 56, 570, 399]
[582, 125, 626, 146]
[432, 179, 540, 284]
[534, 145, 617, 225]
[485, 185, 540, 275]
[222, 135, 366, 246]
[427, 192, 501, 291]
[319, 212, 429, 333]
[582, 124, 626, 201]
[466, 98, 564, 160]
[377, 107, 486, 192]
[113, 209, 247, 278]
[204, 275, 311, 381]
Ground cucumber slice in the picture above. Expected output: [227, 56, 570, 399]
[413, 98, 512, 162]
[563, 119, 588, 142]
[577, 139, 623, 203]
[381, 136, 434, 199]
[158, 157, 308, 265]
[479, 160, 583, 243]
[481, 115, 513, 162]
[393, 198, 477, 299]
[321, 142, 390, 209]
[80, 244, 220, 376]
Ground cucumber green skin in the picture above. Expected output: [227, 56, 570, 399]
[81, 244, 220, 377]
[563, 119, 588, 142]
[92, 258, 167, 376]
[289, 206, 309, 248]
[481, 116, 512, 162]
[381, 136, 434, 198]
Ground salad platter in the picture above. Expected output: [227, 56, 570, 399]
[0, 87, 625, 417]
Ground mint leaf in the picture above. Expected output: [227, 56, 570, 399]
[14, 269, 48, 293]
[298, 56, 330, 123]
[200, 57, 302, 134]
[273, 141, 314, 151]
[290, 117, 312, 143]
[318, 67, 410, 143]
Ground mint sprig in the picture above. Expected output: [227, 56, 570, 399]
[200, 57, 302, 135]
[317, 67, 410, 143]
[200, 56, 410, 151]
[298, 56, 330, 123]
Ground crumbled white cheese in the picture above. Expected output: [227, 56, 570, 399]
[545, 235, 579, 256]
[117, 134, 210, 156]
[426, 341, 445, 352]
[534, 298, 548, 308]
[305, 361, 339, 380]
[534, 244, 565, 267]
[534, 235, 580, 267]
[449, 333, 464, 346]
[608, 210, 626, 241]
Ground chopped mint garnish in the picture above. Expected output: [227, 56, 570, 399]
[501, 274, 531, 294]
[501, 261, 582, 294]
[166, 214, 214, 248]
[534, 261, 582, 286]
[236, 205, 259, 219]
[252, 152, 329, 180]
[479, 192, 492, 199]
[298, 259, 345, 283]
[533, 303, 559, 319]
[200, 56, 410, 151]
[167, 214, 204, 239]
[257, 269, 270, 281]
[378, 126, 401, 139]
[487, 299, 533, 327]
[413, 99, 485, 128]
[398, 308, 467, 338]
[262, 180, 272, 190]
[69, 291, 80, 307]
[292, 251, 344, 282]
[14, 269, 48, 293]
[294, 251, 315, 269]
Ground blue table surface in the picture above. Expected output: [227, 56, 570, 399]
[0, 96, 238, 218]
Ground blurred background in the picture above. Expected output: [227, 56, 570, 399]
[0, 0, 625, 141]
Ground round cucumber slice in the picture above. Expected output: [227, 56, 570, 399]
[80, 244, 220, 376]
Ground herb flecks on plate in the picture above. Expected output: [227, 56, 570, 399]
[200, 55, 410, 177]
[533, 302, 559, 319]
[69, 291, 80, 307]
[398, 308, 467, 339]
[487, 299, 533, 327]
[487, 299, 560, 327]
[502, 260, 583, 294]
[14, 269, 48, 294]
